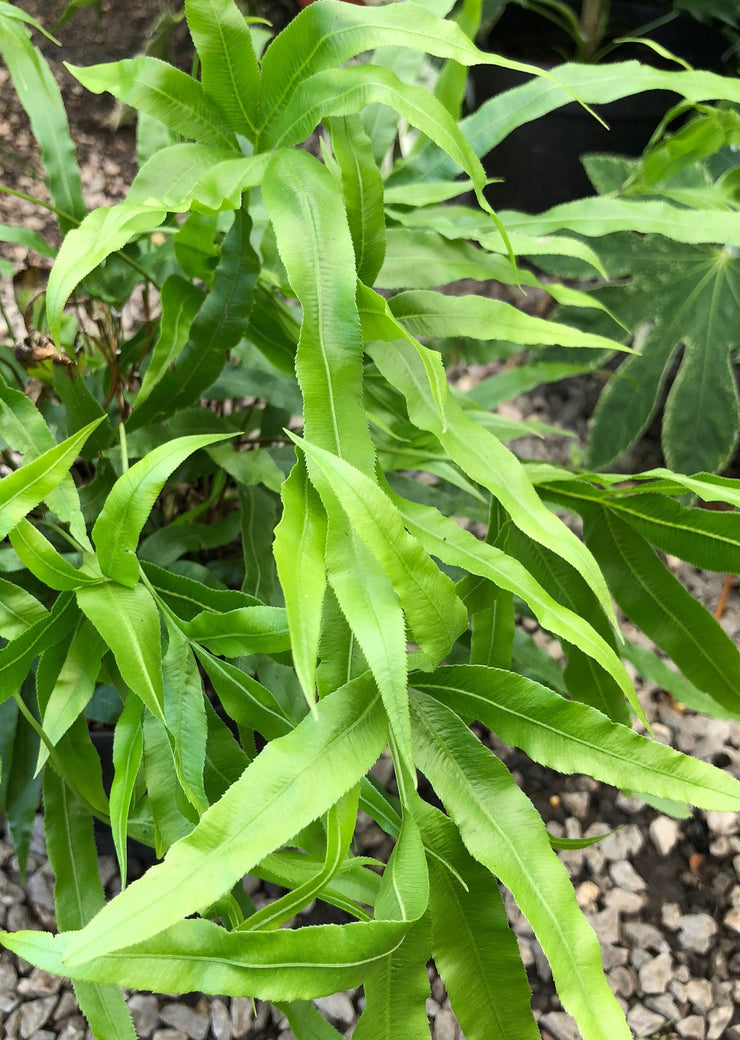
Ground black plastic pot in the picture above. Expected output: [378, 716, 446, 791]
[472, 2, 730, 212]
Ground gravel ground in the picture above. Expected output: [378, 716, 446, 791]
[1, 2, 740, 1037]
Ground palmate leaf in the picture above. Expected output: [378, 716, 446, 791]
[411, 666, 740, 810]
[410, 691, 631, 1040]
[578, 235, 740, 473]
[57, 674, 386, 965]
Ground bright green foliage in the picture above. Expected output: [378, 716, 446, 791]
[1, 2, 740, 1040]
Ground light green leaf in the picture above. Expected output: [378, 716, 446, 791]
[110, 694, 144, 887]
[136, 276, 203, 404]
[262, 149, 374, 475]
[273, 460, 327, 711]
[35, 618, 106, 772]
[0, 593, 77, 703]
[411, 666, 740, 810]
[0, 577, 47, 640]
[185, 0, 261, 140]
[582, 505, 740, 717]
[0, 418, 103, 544]
[76, 582, 165, 724]
[47, 204, 166, 344]
[163, 622, 208, 813]
[92, 433, 232, 587]
[368, 338, 618, 628]
[418, 802, 539, 1040]
[181, 605, 290, 657]
[0, 14, 86, 231]
[128, 142, 232, 210]
[42, 770, 136, 1040]
[410, 692, 631, 1040]
[60, 674, 386, 964]
[329, 115, 385, 285]
[195, 648, 292, 740]
[68, 57, 238, 151]
[0, 223, 55, 257]
[141, 561, 260, 620]
[297, 437, 468, 666]
[9, 519, 100, 591]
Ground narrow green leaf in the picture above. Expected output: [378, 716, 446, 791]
[0, 15, 86, 231]
[163, 623, 208, 813]
[61, 674, 386, 964]
[129, 207, 259, 429]
[0, 593, 77, 704]
[0, 223, 55, 257]
[391, 488, 640, 719]
[68, 57, 238, 151]
[368, 338, 618, 630]
[47, 204, 166, 344]
[185, 0, 261, 140]
[43, 769, 136, 1040]
[262, 149, 374, 476]
[136, 275, 203, 404]
[92, 433, 232, 586]
[418, 802, 539, 1040]
[353, 918, 432, 1040]
[0, 577, 47, 640]
[239, 484, 277, 602]
[181, 605, 290, 657]
[0, 418, 104, 543]
[143, 714, 197, 852]
[76, 582, 165, 724]
[410, 692, 631, 1040]
[297, 437, 468, 665]
[273, 460, 327, 710]
[4, 916, 410, 998]
[582, 505, 740, 716]
[411, 666, 740, 810]
[10, 519, 100, 591]
[36, 618, 106, 771]
[110, 694, 145, 887]
[329, 115, 385, 285]
[141, 560, 260, 620]
[195, 648, 292, 740]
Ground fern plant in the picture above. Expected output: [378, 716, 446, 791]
[0, 2, 740, 1040]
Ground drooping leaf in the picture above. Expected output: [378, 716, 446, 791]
[0, 593, 78, 705]
[195, 648, 292, 740]
[181, 605, 290, 657]
[0, 577, 47, 640]
[411, 666, 740, 809]
[42, 769, 136, 1040]
[162, 622, 208, 813]
[59, 674, 386, 964]
[110, 694, 145, 887]
[9, 519, 100, 591]
[92, 433, 232, 586]
[410, 691, 631, 1040]
[136, 275, 203, 405]
[68, 57, 238, 152]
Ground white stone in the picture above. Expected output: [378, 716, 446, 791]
[706, 811, 739, 836]
[604, 888, 645, 914]
[708, 1006, 734, 1040]
[575, 880, 600, 910]
[638, 952, 673, 994]
[607, 965, 635, 998]
[677, 1016, 706, 1040]
[587, 905, 620, 944]
[314, 993, 356, 1029]
[128, 994, 159, 1036]
[230, 998, 254, 1039]
[211, 999, 232, 1040]
[622, 921, 667, 952]
[609, 860, 647, 892]
[627, 1004, 666, 1038]
[433, 1007, 458, 1040]
[686, 978, 713, 1012]
[677, 913, 718, 954]
[661, 902, 681, 930]
[724, 906, 740, 934]
[19, 996, 57, 1038]
[600, 825, 644, 861]
[159, 1004, 209, 1040]
[649, 816, 680, 856]
[539, 1012, 581, 1040]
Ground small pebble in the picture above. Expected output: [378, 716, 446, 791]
[128, 994, 159, 1036]
[627, 1003, 666, 1037]
[609, 860, 647, 893]
[314, 993, 356, 1029]
[677, 1016, 706, 1040]
[649, 816, 680, 856]
[538, 1012, 581, 1040]
[230, 997, 253, 1038]
[19, 995, 57, 1038]
[433, 1007, 458, 1040]
[707, 1006, 734, 1040]
[724, 906, 740, 934]
[686, 978, 713, 1012]
[677, 913, 718, 954]
[211, 998, 232, 1040]
[159, 1004, 209, 1040]
[638, 952, 673, 994]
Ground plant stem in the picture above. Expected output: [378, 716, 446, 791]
[580, 0, 608, 60]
